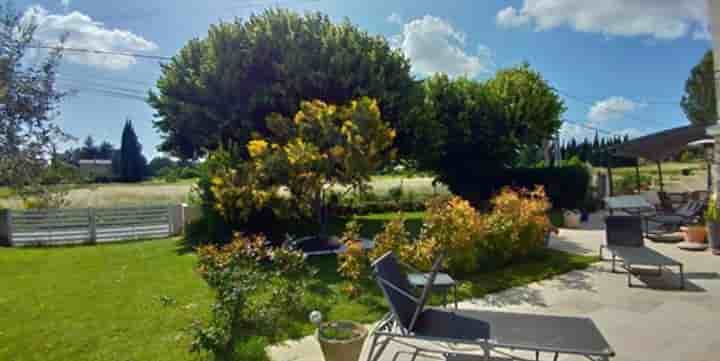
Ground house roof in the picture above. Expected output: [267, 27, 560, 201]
[609, 125, 711, 162]
[78, 159, 112, 165]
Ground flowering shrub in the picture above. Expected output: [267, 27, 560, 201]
[414, 197, 485, 274]
[479, 186, 552, 269]
[338, 188, 553, 280]
[191, 233, 311, 361]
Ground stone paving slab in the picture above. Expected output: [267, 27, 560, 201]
[269, 213, 720, 361]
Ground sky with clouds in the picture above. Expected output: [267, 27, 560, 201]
[14, 0, 713, 158]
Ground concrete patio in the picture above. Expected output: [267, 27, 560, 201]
[269, 213, 720, 361]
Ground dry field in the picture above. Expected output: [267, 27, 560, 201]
[0, 176, 446, 209]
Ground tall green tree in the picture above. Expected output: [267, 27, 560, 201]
[409, 65, 565, 186]
[149, 9, 416, 160]
[118, 119, 147, 182]
[681, 50, 717, 126]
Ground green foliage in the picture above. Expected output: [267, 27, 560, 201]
[407, 66, 565, 198]
[681, 50, 716, 126]
[118, 119, 147, 183]
[0, 2, 68, 190]
[613, 173, 652, 195]
[706, 196, 720, 223]
[150, 9, 415, 160]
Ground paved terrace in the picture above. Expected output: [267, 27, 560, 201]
[269, 213, 720, 361]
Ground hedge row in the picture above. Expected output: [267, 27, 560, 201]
[445, 166, 591, 210]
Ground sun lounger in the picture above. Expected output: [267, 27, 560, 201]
[601, 216, 684, 289]
[368, 252, 615, 361]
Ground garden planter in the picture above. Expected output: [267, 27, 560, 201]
[317, 321, 367, 361]
[564, 211, 581, 229]
[683, 225, 707, 244]
[707, 222, 720, 254]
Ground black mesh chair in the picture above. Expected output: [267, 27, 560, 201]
[602, 216, 684, 288]
[367, 252, 615, 361]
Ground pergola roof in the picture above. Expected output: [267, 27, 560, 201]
[609, 125, 711, 162]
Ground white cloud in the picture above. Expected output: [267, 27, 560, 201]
[496, 0, 709, 40]
[386, 13, 403, 25]
[588, 96, 646, 124]
[22, 6, 158, 70]
[496, 7, 529, 27]
[61, 0, 71, 10]
[394, 15, 492, 78]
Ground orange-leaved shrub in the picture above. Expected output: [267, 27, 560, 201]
[478, 186, 552, 269]
[337, 188, 554, 281]
[337, 221, 369, 295]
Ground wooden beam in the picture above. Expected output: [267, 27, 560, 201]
[607, 153, 614, 197]
[635, 163, 641, 192]
[656, 161, 664, 193]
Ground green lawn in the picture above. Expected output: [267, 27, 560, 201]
[0, 221, 597, 361]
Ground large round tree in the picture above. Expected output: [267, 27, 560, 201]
[149, 9, 416, 160]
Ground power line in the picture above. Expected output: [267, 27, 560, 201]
[29, 44, 173, 61]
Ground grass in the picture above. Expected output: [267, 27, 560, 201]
[0, 238, 212, 361]
[0, 215, 598, 361]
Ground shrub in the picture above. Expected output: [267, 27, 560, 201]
[337, 221, 369, 295]
[191, 233, 311, 361]
[410, 196, 485, 274]
[339, 189, 553, 279]
[478, 186, 551, 270]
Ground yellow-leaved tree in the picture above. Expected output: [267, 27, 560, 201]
[210, 97, 396, 239]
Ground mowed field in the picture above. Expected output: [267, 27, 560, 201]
[0, 176, 446, 209]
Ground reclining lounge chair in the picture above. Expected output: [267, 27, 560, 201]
[602, 216, 685, 289]
[367, 252, 615, 361]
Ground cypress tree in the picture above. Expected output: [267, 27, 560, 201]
[118, 119, 147, 182]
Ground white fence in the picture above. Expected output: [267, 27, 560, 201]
[0, 205, 186, 246]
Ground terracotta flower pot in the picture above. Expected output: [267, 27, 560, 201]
[564, 211, 581, 229]
[317, 321, 367, 361]
[684, 225, 707, 244]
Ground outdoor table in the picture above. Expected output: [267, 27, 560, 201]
[407, 272, 458, 309]
[605, 195, 655, 216]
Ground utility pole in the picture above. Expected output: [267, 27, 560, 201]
[707, 0, 720, 197]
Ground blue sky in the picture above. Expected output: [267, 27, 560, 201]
[15, 0, 712, 158]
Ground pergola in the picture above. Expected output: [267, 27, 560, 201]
[607, 125, 712, 195]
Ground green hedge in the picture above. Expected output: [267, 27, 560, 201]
[445, 166, 591, 210]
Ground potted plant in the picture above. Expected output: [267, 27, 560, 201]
[683, 222, 707, 244]
[310, 311, 368, 361]
[564, 210, 581, 229]
[706, 196, 720, 255]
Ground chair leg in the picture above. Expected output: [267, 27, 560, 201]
[680, 264, 685, 289]
[365, 334, 379, 361]
[611, 254, 616, 273]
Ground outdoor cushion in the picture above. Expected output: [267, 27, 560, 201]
[607, 245, 681, 267]
[413, 308, 613, 356]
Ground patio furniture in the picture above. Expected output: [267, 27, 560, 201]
[601, 216, 685, 289]
[604, 195, 655, 216]
[407, 272, 458, 309]
[367, 252, 616, 361]
[644, 200, 706, 235]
